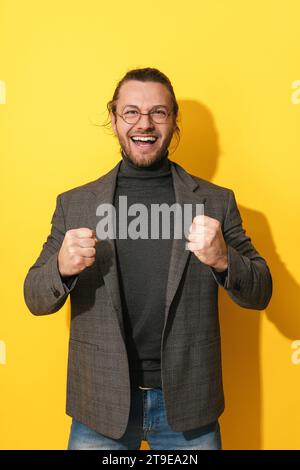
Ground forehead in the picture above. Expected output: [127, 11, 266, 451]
[117, 80, 172, 108]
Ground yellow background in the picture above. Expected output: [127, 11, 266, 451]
[1, 0, 300, 450]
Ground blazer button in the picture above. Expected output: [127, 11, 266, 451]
[53, 289, 61, 298]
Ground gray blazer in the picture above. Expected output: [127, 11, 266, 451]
[23, 160, 272, 439]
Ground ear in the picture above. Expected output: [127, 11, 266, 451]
[172, 114, 178, 132]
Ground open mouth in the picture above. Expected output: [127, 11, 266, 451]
[130, 136, 158, 147]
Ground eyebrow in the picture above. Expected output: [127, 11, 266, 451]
[122, 104, 168, 110]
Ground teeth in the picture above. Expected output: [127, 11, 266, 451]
[131, 136, 157, 142]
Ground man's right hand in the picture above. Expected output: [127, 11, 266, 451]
[58, 228, 98, 277]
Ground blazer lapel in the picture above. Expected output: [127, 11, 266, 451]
[90, 161, 125, 340]
[164, 161, 206, 322]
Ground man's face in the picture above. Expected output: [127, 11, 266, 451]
[110, 80, 176, 167]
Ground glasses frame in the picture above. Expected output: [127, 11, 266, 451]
[115, 108, 173, 125]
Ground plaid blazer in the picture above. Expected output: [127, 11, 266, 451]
[23, 160, 272, 439]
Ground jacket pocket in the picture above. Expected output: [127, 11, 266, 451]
[69, 338, 99, 351]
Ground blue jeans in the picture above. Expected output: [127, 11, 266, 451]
[68, 386, 222, 450]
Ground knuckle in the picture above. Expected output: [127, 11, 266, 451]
[73, 256, 82, 268]
[85, 228, 94, 237]
[64, 230, 72, 240]
[68, 246, 76, 255]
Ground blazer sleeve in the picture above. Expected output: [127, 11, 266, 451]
[210, 189, 273, 310]
[23, 194, 78, 315]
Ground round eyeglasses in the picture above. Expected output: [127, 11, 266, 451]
[116, 108, 173, 125]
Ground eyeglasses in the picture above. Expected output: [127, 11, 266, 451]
[116, 108, 173, 125]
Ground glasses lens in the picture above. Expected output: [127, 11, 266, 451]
[151, 109, 169, 123]
[122, 110, 139, 124]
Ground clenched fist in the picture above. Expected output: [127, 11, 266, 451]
[58, 228, 98, 277]
[186, 215, 228, 272]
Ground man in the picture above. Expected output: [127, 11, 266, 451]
[23, 67, 272, 450]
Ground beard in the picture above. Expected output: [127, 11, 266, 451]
[121, 148, 169, 168]
[117, 132, 174, 168]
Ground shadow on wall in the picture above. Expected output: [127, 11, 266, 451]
[66, 99, 300, 451]
[170, 99, 300, 450]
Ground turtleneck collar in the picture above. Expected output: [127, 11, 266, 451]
[119, 149, 171, 177]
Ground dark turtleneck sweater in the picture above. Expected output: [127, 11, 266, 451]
[114, 150, 175, 388]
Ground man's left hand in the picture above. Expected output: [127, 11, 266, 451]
[186, 215, 228, 272]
